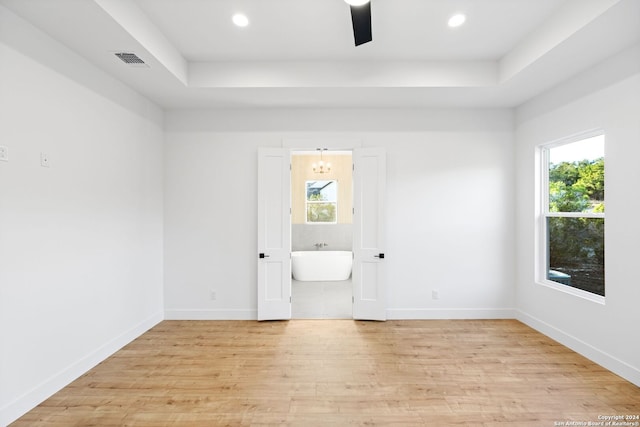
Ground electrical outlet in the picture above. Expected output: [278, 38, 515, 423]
[432, 289, 439, 300]
[210, 290, 217, 301]
[40, 152, 50, 168]
[0, 146, 8, 161]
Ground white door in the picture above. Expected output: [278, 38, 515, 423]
[257, 148, 291, 321]
[352, 147, 386, 320]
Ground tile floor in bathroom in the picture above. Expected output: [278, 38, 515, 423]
[291, 278, 352, 319]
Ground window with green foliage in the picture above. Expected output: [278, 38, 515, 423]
[306, 180, 337, 223]
[541, 133, 605, 298]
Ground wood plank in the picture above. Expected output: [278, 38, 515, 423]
[10, 320, 640, 426]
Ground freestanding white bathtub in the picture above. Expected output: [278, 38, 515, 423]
[291, 251, 353, 281]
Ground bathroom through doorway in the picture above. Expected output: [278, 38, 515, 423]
[257, 145, 386, 321]
[290, 150, 353, 319]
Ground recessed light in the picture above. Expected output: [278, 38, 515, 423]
[448, 14, 466, 28]
[232, 13, 249, 27]
[344, 0, 370, 6]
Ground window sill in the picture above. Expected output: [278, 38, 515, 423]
[537, 279, 605, 305]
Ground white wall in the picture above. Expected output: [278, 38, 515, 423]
[515, 44, 640, 386]
[163, 109, 515, 320]
[0, 6, 164, 424]
[2, 5, 637, 424]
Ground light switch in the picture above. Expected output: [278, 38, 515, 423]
[0, 146, 7, 161]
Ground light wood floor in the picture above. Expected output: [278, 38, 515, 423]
[12, 320, 640, 426]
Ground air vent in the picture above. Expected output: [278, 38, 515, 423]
[114, 52, 147, 66]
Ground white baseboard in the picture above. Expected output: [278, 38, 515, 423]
[0, 311, 163, 427]
[517, 310, 640, 387]
[165, 308, 514, 321]
[386, 308, 517, 320]
[164, 309, 257, 320]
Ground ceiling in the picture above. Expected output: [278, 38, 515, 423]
[1, 0, 639, 109]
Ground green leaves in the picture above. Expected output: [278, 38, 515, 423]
[549, 158, 604, 213]
[549, 181, 589, 212]
[547, 217, 605, 296]
[547, 157, 605, 296]
[306, 203, 336, 222]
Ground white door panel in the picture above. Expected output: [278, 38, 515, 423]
[257, 148, 291, 321]
[352, 148, 386, 321]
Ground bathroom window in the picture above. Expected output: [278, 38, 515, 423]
[538, 132, 605, 300]
[306, 180, 337, 223]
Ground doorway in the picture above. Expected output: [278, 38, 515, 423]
[290, 150, 353, 319]
[257, 146, 387, 321]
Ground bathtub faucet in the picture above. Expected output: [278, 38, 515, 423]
[314, 242, 328, 250]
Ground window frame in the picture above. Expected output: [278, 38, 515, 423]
[536, 130, 605, 304]
[305, 180, 338, 224]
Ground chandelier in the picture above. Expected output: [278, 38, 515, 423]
[312, 148, 331, 174]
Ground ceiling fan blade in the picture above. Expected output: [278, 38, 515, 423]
[350, 3, 372, 46]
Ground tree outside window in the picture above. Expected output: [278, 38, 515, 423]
[543, 134, 605, 297]
[306, 180, 337, 223]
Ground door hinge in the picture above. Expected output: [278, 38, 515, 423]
[290, 296, 292, 303]
[352, 296, 354, 303]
